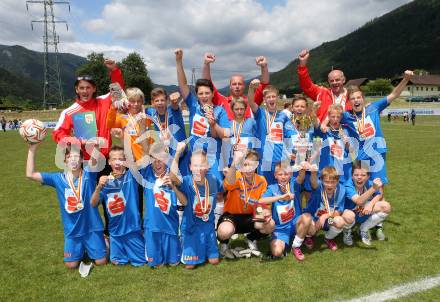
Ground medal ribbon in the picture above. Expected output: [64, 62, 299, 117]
[128, 113, 140, 136]
[193, 178, 210, 214]
[67, 171, 83, 203]
[354, 107, 366, 135]
[321, 185, 337, 216]
[232, 120, 244, 144]
[242, 174, 256, 209]
[265, 110, 278, 135]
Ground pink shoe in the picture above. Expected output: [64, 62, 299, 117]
[325, 238, 338, 251]
[292, 247, 305, 261]
[304, 237, 314, 250]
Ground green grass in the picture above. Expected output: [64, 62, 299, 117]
[1, 117, 440, 301]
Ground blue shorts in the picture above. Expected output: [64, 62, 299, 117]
[181, 226, 219, 265]
[355, 212, 371, 224]
[271, 216, 300, 245]
[64, 231, 106, 262]
[110, 230, 146, 266]
[144, 229, 181, 267]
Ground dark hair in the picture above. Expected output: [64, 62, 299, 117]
[150, 87, 168, 100]
[352, 160, 370, 174]
[195, 79, 214, 93]
[245, 149, 260, 161]
[65, 143, 83, 159]
[110, 145, 124, 153]
[291, 95, 307, 105]
[74, 75, 96, 88]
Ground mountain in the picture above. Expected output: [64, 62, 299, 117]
[0, 44, 87, 101]
[270, 0, 440, 94]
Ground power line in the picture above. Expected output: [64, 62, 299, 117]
[26, 0, 70, 109]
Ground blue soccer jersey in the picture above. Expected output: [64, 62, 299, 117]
[315, 126, 352, 183]
[98, 169, 142, 237]
[145, 106, 189, 176]
[178, 174, 222, 233]
[222, 118, 258, 166]
[345, 178, 380, 211]
[41, 168, 103, 238]
[254, 108, 296, 182]
[140, 166, 180, 236]
[304, 180, 346, 220]
[262, 178, 302, 231]
[342, 98, 389, 160]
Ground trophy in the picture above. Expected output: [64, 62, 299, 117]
[292, 115, 313, 171]
[109, 83, 128, 112]
[252, 204, 266, 223]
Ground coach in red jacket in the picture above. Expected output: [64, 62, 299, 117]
[297, 49, 351, 121]
[202, 53, 269, 120]
[52, 59, 125, 159]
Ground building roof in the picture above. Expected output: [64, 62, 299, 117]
[392, 74, 440, 86]
[346, 78, 369, 87]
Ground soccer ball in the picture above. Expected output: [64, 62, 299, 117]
[19, 119, 47, 144]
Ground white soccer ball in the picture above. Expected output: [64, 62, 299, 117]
[19, 119, 47, 144]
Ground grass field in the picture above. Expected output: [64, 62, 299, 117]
[1, 117, 440, 301]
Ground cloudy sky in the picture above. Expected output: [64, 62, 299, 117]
[0, 0, 412, 86]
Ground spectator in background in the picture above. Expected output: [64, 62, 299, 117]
[1, 117, 6, 132]
[411, 109, 416, 126]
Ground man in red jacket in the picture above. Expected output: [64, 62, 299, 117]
[52, 59, 125, 160]
[202, 53, 269, 120]
[297, 49, 351, 121]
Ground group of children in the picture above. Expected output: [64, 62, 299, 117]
[25, 49, 413, 269]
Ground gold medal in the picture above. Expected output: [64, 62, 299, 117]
[76, 203, 84, 210]
[66, 171, 83, 209]
[354, 108, 366, 137]
[202, 214, 209, 222]
[193, 178, 210, 221]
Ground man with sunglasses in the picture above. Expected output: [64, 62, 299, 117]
[52, 59, 125, 161]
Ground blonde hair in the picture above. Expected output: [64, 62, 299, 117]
[328, 103, 343, 114]
[347, 85, 363, 99]
[126, 87, 145, 103]
[230, 97, 247, 111]
[321, 166, 340, 181]
[263, 85, 279, 97]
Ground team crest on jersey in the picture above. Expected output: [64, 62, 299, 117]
[153, 182, 172, 215]
[64, 188, 83, 214]
[329, 137, 344, 160]
[269, 121, 283, 143]
[276, 203, 294, 224]
[192, 195, 213, 220]
[191, 113, 209, 137]
[106, 191, 127, 217]
[355, 116, 376, 140]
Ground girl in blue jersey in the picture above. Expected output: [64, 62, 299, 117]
[247, 80, 296, 185]
[140, 142, 187, 267]
[171, 142, 222, 269]
[90, 145, 146, 266]
[344, 161, 391, 246]
[259, 161, 314, 262]
[26, 142, 107, 268]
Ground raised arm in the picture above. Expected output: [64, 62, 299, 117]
[256, 56, 269, 85]
[104, 58, 126, 90]
[170, 181, 188, 206]
[247, 79, 261, 114]
[169, 92, 181, 111]
[91, 176, 108, 207]
[387, 70, 414, 104]
[309, 167, 319, 190]
[297, 49, 321, 101]
[175, 49, 190, 99]
[352, 178, 383, 206]
[26, 143, 43, 183]
[201, 52, 215, 81]
[170, 142, 186, 186]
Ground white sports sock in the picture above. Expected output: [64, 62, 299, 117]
[325, 225, 342, 240]
[292, 235, 304, 248]
[360, 212, 388, 232]
[214, 201, 224, 228]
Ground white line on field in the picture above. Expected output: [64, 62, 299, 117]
[340, 274, 440, 302]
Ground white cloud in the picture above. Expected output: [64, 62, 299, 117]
[0, 0, 412, 87]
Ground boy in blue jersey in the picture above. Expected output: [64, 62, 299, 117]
[145, 88, 189, 176]
[304, 166, 354, 251]
[171, 142, 222, 269]
[259, 161, 314, 261]
[344, 161, 391, 246]
[26, 142, 107, 268]
[90, 145, 146, 266]
[140, 142, 187, 267]
[247, 80, 296, 185]
[317, 104, 354, 184]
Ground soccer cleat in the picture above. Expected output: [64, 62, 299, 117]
[244, 237, 262, 257]
[304, 236, 314, 250]
[292, 247, 305, 261]
[324, 238, 338, 251]
[343, 229, 353, 246]
[220, 243, 235, 259]
[376, 227, 386, 241]
[359, 229, 372, 246]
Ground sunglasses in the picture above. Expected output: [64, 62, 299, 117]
[76, 76, 94, 81]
